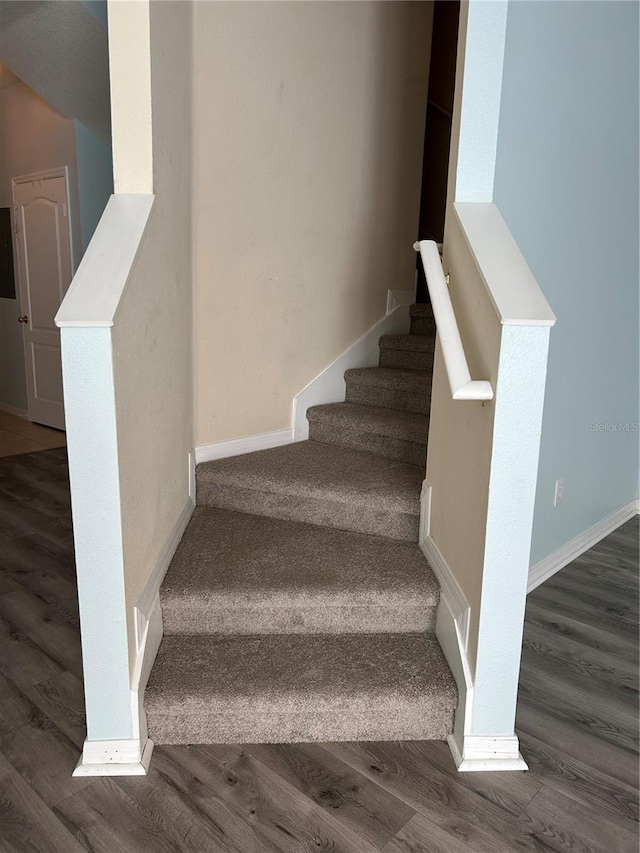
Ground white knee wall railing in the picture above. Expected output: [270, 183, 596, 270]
[414, 240, 494, 401]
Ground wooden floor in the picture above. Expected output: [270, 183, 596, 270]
[0, 413, 66, 458]
[0, 448, 637, 852]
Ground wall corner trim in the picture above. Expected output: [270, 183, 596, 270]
[528, 500, 639, 593]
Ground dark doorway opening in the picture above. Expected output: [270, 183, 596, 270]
[416, 0, 461, 302]
[0, 207, 16, 299]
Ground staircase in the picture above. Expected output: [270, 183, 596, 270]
[145, 303, 457, 744]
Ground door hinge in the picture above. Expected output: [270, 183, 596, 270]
[63, 203, 67, 217]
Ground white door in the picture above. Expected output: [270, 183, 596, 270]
[13, 169, 74, 431]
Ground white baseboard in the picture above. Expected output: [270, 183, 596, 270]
[74, 493, 194, 777]
[528, 499, 640, 593]
[435, 583, 476, 772]
[423, 537, 470, 652]
[419, 484, 470, 652]
[195, 428, 293, 464]
[386, 287, 416, 313]
[292, 291, 413, 441]
[0, 403, 29, 419]
[133, 494, 194, 651]
[73, 738, 153, 777]
[194, 287, 415, 452]
[448, 735, 527, 772]
[188, 448, 196, 502]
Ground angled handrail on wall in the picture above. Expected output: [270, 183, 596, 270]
[413, 239, 494, 401]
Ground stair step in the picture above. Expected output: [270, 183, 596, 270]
[410, 303, 434, 317]
[197, 441, 423, 541]
[307, 402, 428, 466]
[410, 303, 436, 336]
[146, 301, 457, 749]
[161, 506, 439, 635]
[380, 333, 435, 353]
[345, 367, 431, 414]
[145, 632, 457, 743]
[379, 334, 435, 372]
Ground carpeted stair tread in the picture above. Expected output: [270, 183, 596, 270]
[145, 632, 458, 743]
[410, 304, 436, 336]
[197, 441, 423, 540]
[410, 303, 434, 317]
[306, 402, 428, 465]
[307, 402, 428, 443]
[161, 506, 439, 635]
[345, 367, 431, 393]
[148, 301, 457, 746]
[379, 334, 435, 353]
[345, 367, 432, 415]
[378, 334, 436, 371]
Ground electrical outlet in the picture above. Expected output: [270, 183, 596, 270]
[554, 478, 564, 507]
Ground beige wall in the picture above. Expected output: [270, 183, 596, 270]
[107, 0, 152, 194]
[108, 0, 193, 673]
[0, 73, 80, 411]
[193, 1, 433, 445]
[425, 2, 500, 674]
[428, 212, 501, 672]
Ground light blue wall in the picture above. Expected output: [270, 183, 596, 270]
[493, 0, 639, 565]
[74, 121, 113, 254]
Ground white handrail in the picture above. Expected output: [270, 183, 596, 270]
[413, 240, 494, 401]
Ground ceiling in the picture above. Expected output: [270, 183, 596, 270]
[0, 1, 110, 142]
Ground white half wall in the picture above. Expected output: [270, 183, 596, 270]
[57, 0, 193, 775]
[60, 326, 132, 742]
[424, 1, 555, 768]
[472, 323, 550, 735]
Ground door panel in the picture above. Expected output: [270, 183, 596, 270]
[13, 172, 72, 431]
[32, 343, 64, 402]
[22, 198, 68, 328]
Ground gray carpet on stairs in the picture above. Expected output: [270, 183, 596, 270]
[146, 301, 458, 744]
[345, 367, 432, 414]
[197, 440, 423, 541]
[410, 302, 436, 336]
[379, 333, 436, 371]
[161, 506, 439, 635]
[307, 402, 429, 466]
[145, 633, 457, 743]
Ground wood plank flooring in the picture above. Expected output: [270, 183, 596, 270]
[0, 413, 66, 459]
[0, 448, 637, 852]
